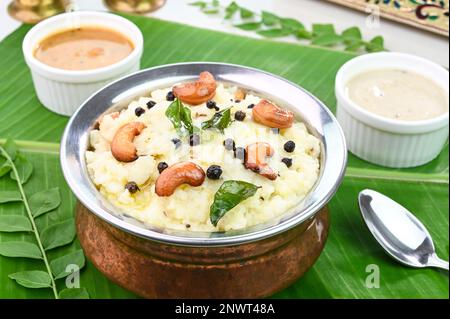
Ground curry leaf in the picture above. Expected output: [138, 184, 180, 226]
[50, 250, 86, 280]
[181, 104, 196, 135]
[59, 287, 90, 299]
[201, 108, 231, 133]
[41, 219, 76, 250]
[0, 190, 22, 203]
[29, 187, 61, 217]
[312, 23, 336, 36]
[280, 18, 304, 31]
[225, 1, 239, 19]
[262, 11, 280, 26]
[234, 22, 261, 31]
[9, 271, 51, 289]
[239, 7, 254, 19]
[0, 215, 32, 232]
[0, 241, 42, 259]
[10, 154, 33, 184]
[366, 36, 385, 52]
[342, 26, 362, 44]
[210, 180, 260, 226]
[165, 99, 196, 136]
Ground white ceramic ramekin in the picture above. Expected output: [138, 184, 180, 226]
[335, 52, 449, 168]
[23, 11, 143, 116]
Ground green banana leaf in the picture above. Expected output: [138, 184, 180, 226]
[0, 15, 448, 299]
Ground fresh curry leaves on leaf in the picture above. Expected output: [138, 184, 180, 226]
[201, 107, 232, 133]
[190, 0, 386, 53]
[0, 139, 89, 299]
[210, 180, 260, 226]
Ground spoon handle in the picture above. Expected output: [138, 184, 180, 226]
[428, 255, 449, 271]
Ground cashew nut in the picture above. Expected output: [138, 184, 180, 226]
[252, 100, 294, 129]
[244, 142, 277, 180]
[111, 122, 146, 162]
[155, 162, 206, 196]
[234, 88, 246, 101]
[173, 71, 217, 105]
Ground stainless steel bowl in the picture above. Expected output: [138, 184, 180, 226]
[61, 62, 347, 247]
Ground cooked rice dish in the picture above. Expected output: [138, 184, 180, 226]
[86, 72, 321, 232]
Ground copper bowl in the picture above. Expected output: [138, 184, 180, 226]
[61, 63, 347, 298]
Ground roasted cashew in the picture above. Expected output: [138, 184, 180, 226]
[244, 142, 277, 180]
[234, 88, 246, 101]
[252, 100, 294, 129]
[155, 162, 206, 196]
[111, 122, 146, 162]
[173, 71, 217, 105]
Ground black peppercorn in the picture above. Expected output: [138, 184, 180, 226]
[234, 147, 246, 162]
[171, 138, 182, 149]
[206, 165, 223, 180]
[157, 162, 169, 174]
[223, 138, 236, 151]
[166, 91, 175, 101]
[135, 107, 145, 117]
[146, 100, 156, 109]
[125, 182, 139, 194]
[281, 158, 293, 168]
[206, 100, 217, 109]
[189, 134, 200, 146]
[284, 140, 296, 153]
[234, 111, 246, 121]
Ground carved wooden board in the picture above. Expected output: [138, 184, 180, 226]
[326, 0, 449, 36]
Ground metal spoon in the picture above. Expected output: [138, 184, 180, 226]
[358, 189, 449, 271]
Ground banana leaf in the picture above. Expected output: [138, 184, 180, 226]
[0, 15, 448, 299]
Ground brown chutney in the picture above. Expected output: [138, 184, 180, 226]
[34, 26, 134, 71]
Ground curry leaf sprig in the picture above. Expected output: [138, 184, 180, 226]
[0, 139, 88, 299]
[190, 1, 386, 53]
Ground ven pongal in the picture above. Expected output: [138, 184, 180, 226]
[86, 72, 321, 232]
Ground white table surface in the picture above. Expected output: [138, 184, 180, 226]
[0, 0, 448, 67]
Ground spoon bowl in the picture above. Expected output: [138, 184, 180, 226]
[358, 189, 448, 271]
